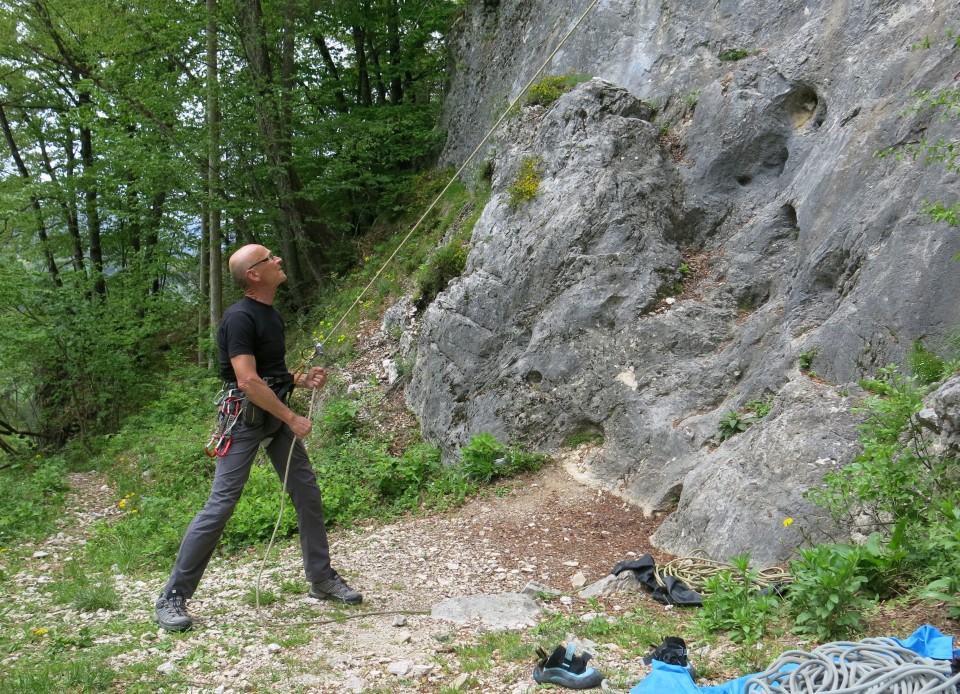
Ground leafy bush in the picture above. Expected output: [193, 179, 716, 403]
[459, 433, 550, 483]
[0, 459, 69, 544]
[414, 241, 468, 307]
[525, 71, 590, 107]
[717, 410, 757, 441]
[811, 366, 935, 526]
[788, 543, 872, 641]
[719, 48, 751, 61]
[508, 156, 544, 207]
[696, 554, 779, 644]
[320, 397, 361, 438]
[907, 339, 948, 385]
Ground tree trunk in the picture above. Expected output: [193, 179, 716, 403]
[207, 0, 222, 352]
[0, 104, 61, 286]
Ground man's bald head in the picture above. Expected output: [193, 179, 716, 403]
[228, 244, 268, 288]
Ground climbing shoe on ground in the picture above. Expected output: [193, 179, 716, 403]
[642, 636, 695, 679]
[533, 643, 604, 689]
[154, 594, 193, 632]
[309, 574, 362, 605]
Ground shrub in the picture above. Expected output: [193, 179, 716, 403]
[414, 242, 468, 307]
[717, 410, 756, 441]
[508, 156, 543, 207]
[459, 433, 550, 483]
[525, 71, 590, 107]
[907, 339, 947, 385]
[719, 48, 750, 61]
[696, 554, 779, 644]
[788, 543, 872, 641]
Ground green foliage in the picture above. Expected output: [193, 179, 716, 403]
[0, 458, 68, 544]
[876, 28, 959, 228]
[508, 156, 544, 207]
[525, 71, 591, 107]
[717, 410, 757, 441]
[743, 397, 774, 419]
[458, 433, 550, 484]
[907, 339, 952, 385]
[414, 242, 468, 307]
[719, 48, 751, 61]
[695, 554, 780, 644]
[798, 349, 817, 371]
[787, 543, 872, 641]
[222, 465, 299, 551]
[321, 397, 361, 438]
[561, 427, 605, 448]
[0, 651, 116, 692]
[811, 366, 935, 526]
[917, 501, 960, 618]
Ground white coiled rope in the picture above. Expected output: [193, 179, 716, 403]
[745, 638, 960, 694]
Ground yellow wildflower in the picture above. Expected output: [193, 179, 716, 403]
[118, 499, 127, 509]
[783, 517, 794, 527]
[32, 627, 48, 636]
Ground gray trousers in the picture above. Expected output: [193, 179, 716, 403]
[163, 415, 333, 599]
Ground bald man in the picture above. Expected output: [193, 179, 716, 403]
[154, 244, 361, 632]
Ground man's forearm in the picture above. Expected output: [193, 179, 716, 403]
[239, 377, 296, 425]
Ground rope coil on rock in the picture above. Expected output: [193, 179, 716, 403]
[744, 638, 960, 694]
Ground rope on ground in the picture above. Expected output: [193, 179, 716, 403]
[656, 553, 791, 592]
[744, 638, 960, 693]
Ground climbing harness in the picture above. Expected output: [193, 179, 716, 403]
[744, 638, 960, 693]
[204, 387, 244, 457]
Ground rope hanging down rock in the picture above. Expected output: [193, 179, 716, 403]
[744, 638, 960, 694]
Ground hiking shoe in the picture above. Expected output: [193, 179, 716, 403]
[309, 575, 362, 605]
[154, 594, 193, 632]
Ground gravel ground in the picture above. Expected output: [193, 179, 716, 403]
[5, 456, 681, 694]
[6, 320, 958, 693]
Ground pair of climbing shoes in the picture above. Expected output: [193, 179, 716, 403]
[533, 643, 604, 689]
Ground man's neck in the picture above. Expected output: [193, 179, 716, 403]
[244, 287, 276, 305]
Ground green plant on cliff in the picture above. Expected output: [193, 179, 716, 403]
[878, 28, 960, 229]
[509, 155, 544, 206]
[525, 70, 591, 107]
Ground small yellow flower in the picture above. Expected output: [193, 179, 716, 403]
[783, 517, 794, 527]
[35, 454, 41, 459]
[32, 627, 48, 636]
[118, 499, 127, 509]
[131, 509, 139, 514]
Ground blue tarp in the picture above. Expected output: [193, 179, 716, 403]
[628, 625, 958, 694]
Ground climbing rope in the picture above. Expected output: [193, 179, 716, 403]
[744, 638, 960, 693]
[656, 552, 792, 592]
[249, 0, 607, 624]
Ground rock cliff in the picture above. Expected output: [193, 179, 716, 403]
[404, 0, 960, 564]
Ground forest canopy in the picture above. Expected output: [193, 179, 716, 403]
[0, 0, 460, 451]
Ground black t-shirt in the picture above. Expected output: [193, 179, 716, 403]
[217, 297, 289, 382]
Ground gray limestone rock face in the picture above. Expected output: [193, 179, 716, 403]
[407, 0, 960, 562]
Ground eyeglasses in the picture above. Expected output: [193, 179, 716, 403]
[247, 252, 274, 271]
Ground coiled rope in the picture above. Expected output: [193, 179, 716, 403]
[656, 553, 792, 592]
[745, 638, 960, 693]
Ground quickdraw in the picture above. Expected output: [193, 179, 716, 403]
[205, 387, 244, 458]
